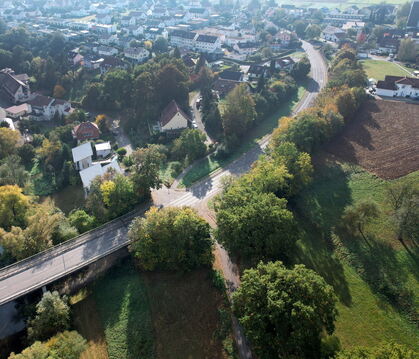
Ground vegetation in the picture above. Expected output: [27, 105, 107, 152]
[129, 207, 213, 271]
[360, 59, 413, 80]
[28, 291, 71, 342]
[233, 261, 337, 358]
[337, 342, 417, 358]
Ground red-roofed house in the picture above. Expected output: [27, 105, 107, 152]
[72, 122, 101, 141]
[158, 100, 190, 132]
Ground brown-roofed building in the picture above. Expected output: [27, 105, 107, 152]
[376, 75, 419, 98]
[0, 68, 31, 104]
[72, 122, 100, 141]
[158, 100, 190, 132]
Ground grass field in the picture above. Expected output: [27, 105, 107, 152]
[293, 160, 419, 350]
[180, 85, 306, 187]
[72, 260, 235, 359]
[361, 60, 413, 80]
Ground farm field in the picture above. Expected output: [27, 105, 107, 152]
[71, 260, 233, 359]
[324, 99, 419, 179]
[294, 161, 419, 350]
[361, 59, 414, 80]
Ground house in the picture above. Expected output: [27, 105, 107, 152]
[407, 1, 419, 30]
[99, 57, 126, 75]
[170, 30, 197, 49]
[377, 35, 400, 54]
[274, 31, 293, 46]
[96, 14, 112, 25]
[188, 8, 209, 19]
[218, 70, 244, 82]
[97, 46, 118, 57]
[213, 78, 242, 98]
[247, 65, 269, 80]
[321, 25, 346, 42]
[144, 27, 167, 40]
[72, 53, 84, 66]
[5, 103, 31, 118]
[95, 141, 111, 158]
[234, 42, 259, 55]
[275, 56, 295, 70]
[124, 47, 150, 62]
[79, 158, 122, 194]
[194, 34, 221, 53]
[0, 68, 31, 104]
[158, 100, 190, 132]
[72, 142, 93, 171]
[375, 75, 419, 98]
[72, 122, 100, 141]
[27, 95, 72, 120]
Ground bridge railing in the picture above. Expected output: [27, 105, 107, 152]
[0, 203, 150, 280]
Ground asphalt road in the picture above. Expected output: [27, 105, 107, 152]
[0, 41, 328, 353]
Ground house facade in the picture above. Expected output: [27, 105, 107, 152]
[27, 95, 72, 120]
[376, 75, 419, 98]
[124, 47, 150, 62]
[158, 100, 190, 132]
[72, 142, 93, 171]
[72, 122, 100, 141]
[0, 68, 31, 104]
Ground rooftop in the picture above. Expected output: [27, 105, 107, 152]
[72, 142, 93, 163]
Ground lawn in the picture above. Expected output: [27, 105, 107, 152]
[180, 84, 307, 187]
[361, 59, 413, 81]
[92, 261, 154, 359]
[72, 260, 235, 359]
[293, 159, 419, 350]
[46, 184, 85, 214]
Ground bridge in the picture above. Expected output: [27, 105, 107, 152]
[0, 41, 327, 307]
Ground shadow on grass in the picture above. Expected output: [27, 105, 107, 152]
[292, 161, 353, 306]
[335, 229, 418, 322]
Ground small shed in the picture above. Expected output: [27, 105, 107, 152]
[95, 141, 112, 158]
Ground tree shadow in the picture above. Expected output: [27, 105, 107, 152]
[291, 161, 353, 306]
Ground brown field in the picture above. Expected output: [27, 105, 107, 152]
[325, 99, 419, 179]
[143, 270, 230, 359]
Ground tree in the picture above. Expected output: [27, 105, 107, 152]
[305, 24, 321, 40]
[68, 209, 96, 234]
[173, 46, 181, 58]
[0, 127, 20, 160]
[95, 114, 109, 133]
[221, 84, 256, 143]
[386, 181, 418, 246]
[195, 53, 207, 73]
[100, 174, 136, 217]
[82, 83, 103, 110]
[294, 20, 308, 38]
[290, 56, 311, 80]
[0, 185, 30, 230]
[0, 201, 63, 260]
[47, 331, 87, 359]
[8, 341, 49, 359]
[103, 69, 131, 108]
[53, 84, 65, 99]
[129, 207, 213, 271]
[172, 129, 207, 164]
[156, 64, 189, 109]
[398, 38, 417, 62]
[17, 143, 35, 168]
[153, 36, 169, 53]
[233, 261, 338, 359]
[0, 155, 29, 187]
[341, 200, 380, 246]
[337, 342, 417, 359]
[28, 291, 70, 341]
[215, 186, 298, 262]
[131, 145, 166, 200]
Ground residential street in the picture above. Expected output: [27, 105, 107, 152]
[0, 41, 328, 357]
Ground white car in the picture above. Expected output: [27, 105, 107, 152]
[192, 120, 198, 129]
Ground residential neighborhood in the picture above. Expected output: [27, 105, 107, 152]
[0, 1, 418, 359]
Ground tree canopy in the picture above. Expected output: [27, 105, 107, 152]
[129, 206, 213, 271]
[233, 261, 338, 359]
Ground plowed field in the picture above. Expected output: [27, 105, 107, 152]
[325, 99, 419, 179]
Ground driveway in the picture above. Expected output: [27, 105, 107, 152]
[190, 91, 213, 144]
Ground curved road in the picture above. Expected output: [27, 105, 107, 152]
[0, 42, 327, 352]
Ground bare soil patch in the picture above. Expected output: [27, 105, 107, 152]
[325, 99, 419, 179]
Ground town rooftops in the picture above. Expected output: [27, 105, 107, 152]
[124, 47, 148, 56]
[27, 94, 54, 108]
[219, 70, 243, 81]
[95, 142, 111, 151]
[160, 100, 190, 127]
[171, 29, 197, 39]
[0, 69, 29, 96]
[73, 122, 100, 140]
[5, 103, 31, 116]
[237, 42, 259, 49]
[196, 34, 218, 43]
[72, 142, 93, 163]
[248, 64, 267, 75]
[376, 75, 419, 90]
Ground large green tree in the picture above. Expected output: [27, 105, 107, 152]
[221, 84, 256, 144]
[215, 185, 298, 262]
[129, 206, 213, 271]
[398, 38, 417, 62]
[233, 261, 338, 359]
[172, 129, 207, 164]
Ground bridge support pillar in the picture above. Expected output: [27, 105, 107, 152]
[41, 286, 47, 294]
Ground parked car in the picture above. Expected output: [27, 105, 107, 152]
[192, 120, 198, 129]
